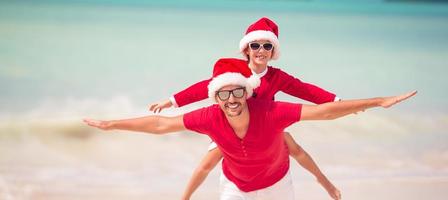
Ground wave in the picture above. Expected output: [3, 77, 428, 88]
[0, 96, 446, 175]
[0, 95, 446, 138]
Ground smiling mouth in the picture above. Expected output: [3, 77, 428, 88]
[226, 102, 240, 109]
[255, 55, 266, 60]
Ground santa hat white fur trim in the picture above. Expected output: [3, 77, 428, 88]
[239, 30, 280, 60]
[208, 73, 261, 103]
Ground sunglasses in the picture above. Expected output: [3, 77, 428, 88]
[249, 42, 273, 51]
[216, 87, 246, 101]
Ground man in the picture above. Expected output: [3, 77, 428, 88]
[84, 58, 416, 200]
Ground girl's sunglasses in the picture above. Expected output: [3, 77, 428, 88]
[216, 87, 246, 101]
[249, 42, 273, 51]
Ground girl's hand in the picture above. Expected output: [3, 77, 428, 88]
[149, 99, 173, 113]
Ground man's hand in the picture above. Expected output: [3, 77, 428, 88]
[380, 90, 417, 108]
[149, 99, 173, 113]
[318, 177, 341, 200]
[83, 119, 114, 130]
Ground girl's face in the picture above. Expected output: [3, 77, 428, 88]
[244, 39, 273, 67]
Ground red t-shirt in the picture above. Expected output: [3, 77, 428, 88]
[183, 99, 302, 192]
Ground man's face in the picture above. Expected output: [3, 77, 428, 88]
[216, 85, 247, 117]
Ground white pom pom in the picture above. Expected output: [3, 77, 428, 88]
[247, 75, 261, 89]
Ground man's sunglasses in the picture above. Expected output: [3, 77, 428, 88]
[216, 87, 246, 101]
[249, 42, 273, 51]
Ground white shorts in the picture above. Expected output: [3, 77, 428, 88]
[219, 170, 295, 200]
[208, 141, 218, 151]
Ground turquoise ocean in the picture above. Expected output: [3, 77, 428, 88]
[1, 0, 447, 199]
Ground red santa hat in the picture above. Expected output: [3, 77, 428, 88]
[239, 17, 280, 60]
[207, 58, 261, 102]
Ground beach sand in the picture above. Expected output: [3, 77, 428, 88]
[1, 123, 447, 200]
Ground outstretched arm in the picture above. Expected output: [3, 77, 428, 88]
[174, 79, 211, 107]
[182, 148, 222, 200]
[148, 79, 212, 113]
[83, 115, 185, 134]
[300, 91, 417, 121]
[284, 133, 341, 200]
[277, 69, 337, 104]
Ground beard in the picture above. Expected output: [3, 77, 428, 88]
[224, 102, 243, 117]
